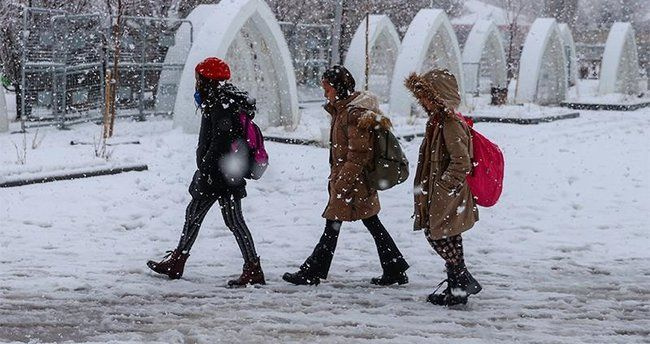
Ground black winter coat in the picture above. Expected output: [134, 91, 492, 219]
[189, 83, 256, 200]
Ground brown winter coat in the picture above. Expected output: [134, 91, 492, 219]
[406, 69, 479, 240]
[322, 91, 391, 221]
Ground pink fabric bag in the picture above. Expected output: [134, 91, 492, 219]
[237, 112, 269, 180]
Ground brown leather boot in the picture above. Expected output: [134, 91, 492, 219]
[147, 249, 189, 280]
[227, 257, 266, 288]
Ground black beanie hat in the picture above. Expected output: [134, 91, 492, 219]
[322, 65, 356, 99]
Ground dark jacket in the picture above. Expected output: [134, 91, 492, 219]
[189, 83, 255, 200]
[322, 91, 388, 221]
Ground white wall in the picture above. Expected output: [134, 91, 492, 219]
[389, 9, 465, 116]
[0, 87, 8, 133]
[344, 15, 401, 103]
[515, 18, 568, 105]
[598, 22, 640, 96]
[558, 23, 578, 86]
[172, 0, 299, 133]
[462, 19, 507, 95]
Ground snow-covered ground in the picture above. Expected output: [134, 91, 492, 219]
[1, 107, 649, 343]
[465, 95, 577, 120]
[566, 79, 650, 105]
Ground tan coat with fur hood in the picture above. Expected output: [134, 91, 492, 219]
[322, 91, 391, 221]
[406, 69, 479, 240]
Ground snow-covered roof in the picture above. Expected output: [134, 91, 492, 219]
[451, 0, 530, 27]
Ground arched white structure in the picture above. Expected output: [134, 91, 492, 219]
[389, 9, 464, 116]
[558, 23, 578, 86]
[173, 0, 299, 133]
[155, 16, 193, 116]
[0, 86, 8, 133]
[515, 18, 567, 105]
[598, 22, 640, 95]
[462, 19, 507, 95]
[344, 15, 401, 103]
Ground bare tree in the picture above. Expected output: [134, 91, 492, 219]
[501, 0, 526, 83]
[11, 131, 27, 165]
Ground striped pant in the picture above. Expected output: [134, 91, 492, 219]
[177, 196, 258, 263]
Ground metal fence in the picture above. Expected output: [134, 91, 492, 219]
[20, 7, 192, 130]
[108, 15, 192, 120]
[21, 7, 105, 129]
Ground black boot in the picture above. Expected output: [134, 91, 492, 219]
[427, 282, 456, 305]
[427, 262, 481, 306]
[227, 257, 266, 288]
[448, 262, 482, 296]
[282, 270, 320, 286]
[147, 249, 190, 280]
[370, 271, 409, 286]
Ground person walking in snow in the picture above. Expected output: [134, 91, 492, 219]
[147, 57, 265, 287]
[405, 69, 482, 306]
[283, 65, 409, 286]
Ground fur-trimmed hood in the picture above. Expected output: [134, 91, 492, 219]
[404, 69, 461, 117]
[347, 91, 392, 130]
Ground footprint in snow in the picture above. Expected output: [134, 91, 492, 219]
[23, 220, 53, 228]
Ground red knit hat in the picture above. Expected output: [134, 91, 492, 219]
[195, 57, 231, 81]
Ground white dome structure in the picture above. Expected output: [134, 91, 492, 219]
[155, 16, 194, 117]
[0, 86, 8, 133]
[172, 0, 299, 133]
[344, 15, 401, 103]
[344, 15, 400, 102]
[558, 23, 578, 86]
[461, 19, 507, 95]
[389, 9, 464, 116]
[598, 22, 640, 96]
[515, 18, 567, 105]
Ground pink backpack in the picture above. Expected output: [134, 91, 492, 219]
[237, 112, 269, 180]
[458, 113, 504, 207]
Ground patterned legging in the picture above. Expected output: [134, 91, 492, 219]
[177, 196, 258, 263]
[427, 234, 464, 265]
